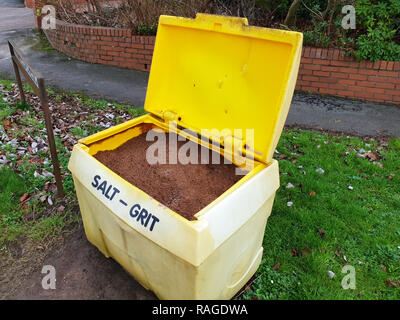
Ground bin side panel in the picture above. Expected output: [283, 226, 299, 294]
[198, 159, 279, 250]
[197, 195, 275, 299]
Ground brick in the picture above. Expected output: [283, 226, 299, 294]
[300, 58, 313, 64]
[300, 86, 319, 93]
[348, 85, 368, 93]
[321, 66, 339, 72]
[365, 87, 385, 94]
[313, 59, 330, 65]
[330, 83, 349, 91]
[338, 79, 356, 85]
[339, 67, 359, 74]
[349, 74, 367, 81]
[384, 89, 400, 96]
[374, 93, 390, 100]
[378, 70, 398, 78]
[325, 49, 332, 60]
[331, 72, 349, 79]
[359, 69, 378, 76]
[373, 61, 381, 69]
[303, 64, 321, 71]
[311, 81, 329, 88]
[131, 43, 145, 49]
[303, 76, 320, 82]
[357, 81, 377, 88]
[318, 77, 337, 84]
[387, 61, 394, 71]
[313, 71, 330, 77]
[107, 51, 119, 56]
[337, 90, 354, 97]
[331, 60, 350, 67]
[298, 69, 313, 76]
[321, 48, 328, 59]
[354, 91, 375, 99]
[319, 88, 337, 95]
[374, 82, 395, 89]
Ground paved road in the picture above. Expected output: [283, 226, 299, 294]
[0, 2, 399, 137]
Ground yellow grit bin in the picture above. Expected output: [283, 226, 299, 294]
[68, 13, 303, 300]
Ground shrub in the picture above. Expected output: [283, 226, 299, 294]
[353, 0, 400, 61]
[47, 0, 400, 61]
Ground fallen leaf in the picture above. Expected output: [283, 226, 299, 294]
[309, 190, 316, 197]
[291, 248, 301, 257]
[19, 193, 29, 203]
[278, 154, 287, 159]
[381, 265, 387, 271]
[272, 263, 281, 271]
[364, 151, 378, 161]
[385, 279, 399, 288]
[3, 119, 11, 129]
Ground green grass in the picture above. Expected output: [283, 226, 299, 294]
[241, 130, 400, 300]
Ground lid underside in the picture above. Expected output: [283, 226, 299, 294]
[145, 14, 303, 163]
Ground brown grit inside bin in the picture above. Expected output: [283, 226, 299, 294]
[93, 132, 243, 220]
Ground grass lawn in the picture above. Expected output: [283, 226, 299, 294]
[241, 130, 400, 300]
[0, 78, 399, 299]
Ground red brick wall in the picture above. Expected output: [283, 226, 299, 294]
[296, 47, 400, 105]
[44, 20, 154, 72]
[43, 20, 400, 105]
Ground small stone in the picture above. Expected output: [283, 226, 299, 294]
[348, 186, 354, 190]
[327, 270, 335, 278]
[316, 168, 324, 174]
[287, 201, 293, 207]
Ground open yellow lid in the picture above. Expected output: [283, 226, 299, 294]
[145, 14, 303, 164]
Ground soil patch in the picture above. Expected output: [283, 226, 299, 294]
[6, 225, 156, 300]
[94, 132, 242, 220]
